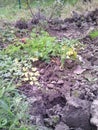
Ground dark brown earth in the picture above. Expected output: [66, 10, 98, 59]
[17, 9, 98, 130]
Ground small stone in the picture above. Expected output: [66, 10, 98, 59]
[51, 81, 57, 84]
[47, 84, 54, 89]
[57, 80, 64, 85]
[40, 69, 45, 74]
[55, 122, 69, 130]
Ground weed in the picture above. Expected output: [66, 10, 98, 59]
[0, 52, 40, 87]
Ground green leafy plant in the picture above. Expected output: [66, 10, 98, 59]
[89, 29, 98, 39]
[0, 53, 40, 87]
[3, 31, 78, 67]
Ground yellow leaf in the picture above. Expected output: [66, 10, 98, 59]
[24, 73, 28, 77]
[66, 50, 74, 56]
[30, 81, 34, 85]
[22, 67, 27, 72]
[29, 77, 33, 80]
[32, 77, 38, 81]
[35, 82, 40, 86]
[32, 58, 38, 62]
[29, 72, 34, 76]
[32, 68, 37, 72]
[34, 71, 40, 76]
[66, 48, 77, 58]
[23, 77, 29, 81]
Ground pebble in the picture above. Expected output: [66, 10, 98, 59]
[57, 80, 64, 85]
[40, 69, 45, 74]
[51, 81, 57, 84]
[47, 84, 54, 89]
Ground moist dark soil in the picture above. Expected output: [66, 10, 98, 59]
[19, 37, 98, 129]
[1, 8, 98, 130]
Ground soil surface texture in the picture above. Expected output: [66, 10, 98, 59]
[1, 8, 98, 130]
[18, 9, 98, 130]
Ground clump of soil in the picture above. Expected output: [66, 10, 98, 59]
[15, 19, 28, 29]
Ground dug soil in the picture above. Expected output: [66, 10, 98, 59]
[2, 8, 98, 130]
[18, 8, 98, 130]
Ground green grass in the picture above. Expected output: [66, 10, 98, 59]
[2, 30, 78, 64]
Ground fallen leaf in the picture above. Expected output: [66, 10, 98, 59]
[32, 77, 38, 81]
[22, 67, 27, 72]
[20, 37, 27, 43]
[32, 68, 37, 72]
[35, 82, 40, 86]
[29, 72, 34, 76]
[23, 77, 29, 81]
[24, 72, 28, 77]
[34, 71, 40, 76]
[30, 81, 34, 85]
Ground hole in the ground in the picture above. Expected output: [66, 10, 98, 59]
[45, 96, 67, 109]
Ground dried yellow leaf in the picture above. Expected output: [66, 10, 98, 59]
[23, 77, 29, 81]
[34, 71, 40, 76]
[29, 72, 34, 76]
[30, 77, 33, 80]
[32, 57, 38, 62]
[24, 73, 28, 77]
[22, 67, 27, 71]
[32, 68, 37, 72]
[32, 77, 38, 81]
[35, 82, 40, 86]
[30, 81, 34, 85]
